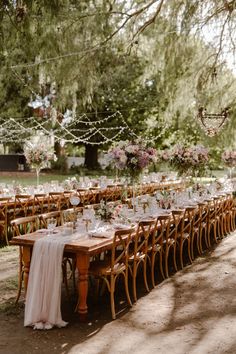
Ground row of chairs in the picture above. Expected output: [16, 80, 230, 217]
[89, 194, 236, 319]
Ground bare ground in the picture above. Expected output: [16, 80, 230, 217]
[1, 232, 236, 354]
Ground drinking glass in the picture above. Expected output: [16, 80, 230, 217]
[47, 218, 57, 235]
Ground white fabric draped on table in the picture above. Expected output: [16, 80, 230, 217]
[24, 233, 76, 330]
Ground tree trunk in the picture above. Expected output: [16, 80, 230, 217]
[54, 141, 63, 157]
[84, 144, 99, 170]
[54, 141, 68, 173]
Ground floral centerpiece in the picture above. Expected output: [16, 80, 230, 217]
[24, 142, 56, 186]
[157, 149, 171, 164]
[222, 150, 236, 179]
[97, 200, 114, 222]
[107, 140, 157, 182]
[62, 177, 80, 191]
[169, 144, 209, 177]
[221, 150, 236, 167]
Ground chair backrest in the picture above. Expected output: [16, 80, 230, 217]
[152, 215, 170, 245]
[11, 215, 39, 237]
[134, 220, 156, 258]
[39, 210, 62, 228]
[110, 228, 135, 272]
[0, 197, 11, 222]
[170, 210, 184, 239]
[62, 207, 83, 224]
[14, 194, 32, 218]
[33, 193, 48, 215]
[182, 206, 196, 234]
[48, 192, 63, 211]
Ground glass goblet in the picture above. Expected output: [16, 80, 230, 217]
[47, 218, 57, 235]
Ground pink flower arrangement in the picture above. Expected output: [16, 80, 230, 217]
[24, 143, 56, 169]
[107, 140, 157, 178]
[169, 144, 209, 175]
[157, 149, 171, 162]
[221, 150, 236, 167]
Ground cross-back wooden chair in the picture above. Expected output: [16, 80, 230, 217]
[191, 202, 208, 258]
[39, 210, 62, 228]
[11, 215, 40, 303]
[207, 198, 222, 247]
[86, 188, 98, 205]
[76, 189, 88, 206]
[13, 194, 32, 219]
[177, 206, 195, 269]
[222, 194, 234, 235]
[48, 192, 63, 211]
[232, 195, 236, 231]
[33, 193, 48, 215]
[147, 215, 167, 287]
[60, 191, 75, 210]
[214, 196, 225, 239]
[89, 227, 135, 319]
[101, 186, 116, 202]
[129, 220, 155, 302]
[0, 197, 11, 245]
[164, 210, 182, 278]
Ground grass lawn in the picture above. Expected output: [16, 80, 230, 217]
[0, 172, 74, 186]
[0, 169, 227, 187]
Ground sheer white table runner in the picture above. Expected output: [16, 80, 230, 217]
[24, 232, 81, 330]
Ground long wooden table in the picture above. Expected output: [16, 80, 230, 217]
[10, 229, 123, 320]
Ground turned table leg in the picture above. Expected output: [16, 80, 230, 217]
[74, 252, 90, 321]
[22, 246, 31, 296]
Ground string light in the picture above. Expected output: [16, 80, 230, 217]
[0, 112, 135, 145]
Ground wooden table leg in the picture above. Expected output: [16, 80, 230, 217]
[75, 252, 90, 321]
[22, 246, 31, 296]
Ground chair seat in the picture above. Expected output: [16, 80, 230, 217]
[89, 260, 125, 276]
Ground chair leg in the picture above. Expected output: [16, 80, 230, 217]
[143, 258, 149, 293]
[213, 222, 218, 244]
[110, 276, 116, 320]
[191, 232, 195, 260]
[203, 226, 209, 249]
[15, 270, 23, 304]
[124, 273, 132, 307]
[151, 253, 156, 288]
[132, 263, 138, 302]
[15, 250, 23, 304]
[173, 244, 178, 272]
[159, 251, 165, 280]
[164, 247, 170, 278]
[187, 239, 192, 264]
[207, 224, 212, 248]
[179, 241, 184, 269]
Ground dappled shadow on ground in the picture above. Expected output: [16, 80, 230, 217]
[1, 232, 236, 354]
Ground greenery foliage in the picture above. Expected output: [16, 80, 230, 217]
[0, 1, 236, 169]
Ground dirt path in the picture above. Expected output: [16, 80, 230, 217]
[0, 233, 236, 354]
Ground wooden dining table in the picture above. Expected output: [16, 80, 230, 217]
[10, 229, 124, 320]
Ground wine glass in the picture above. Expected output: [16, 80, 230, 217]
[47, 218, 57, 235]
[69, 194, 81, 229]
